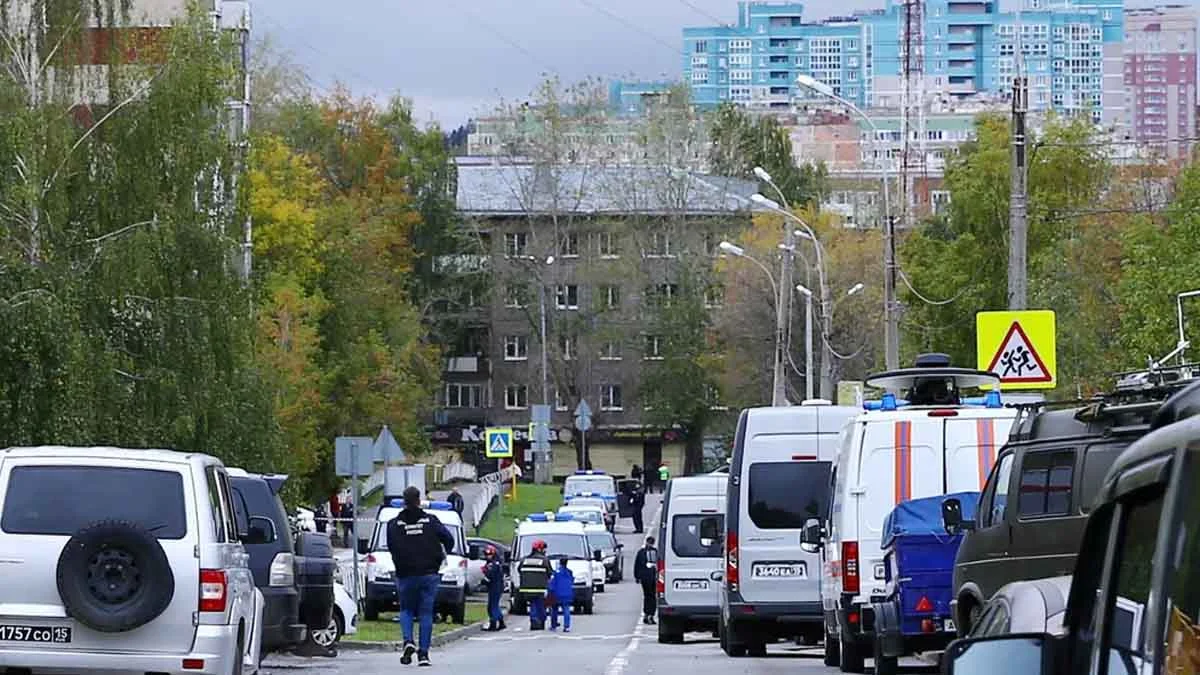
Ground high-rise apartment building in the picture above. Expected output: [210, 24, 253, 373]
[683, 1, 1125, 128]
[1123, 5, 1198, 158]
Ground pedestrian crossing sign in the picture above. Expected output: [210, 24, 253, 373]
[485, 427, 514, 458]
[976, 310, 1057, 391]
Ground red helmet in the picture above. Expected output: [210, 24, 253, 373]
[485, 545, 497, 558]
[531, 539, 547, 552]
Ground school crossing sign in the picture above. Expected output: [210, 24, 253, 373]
[976, 310, 1057, 391]
[485, 427, 514, 459]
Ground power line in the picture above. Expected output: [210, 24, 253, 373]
[675, 0, 733, 27]
[575, 0, 685, 57]
[440, 0, 560, 76]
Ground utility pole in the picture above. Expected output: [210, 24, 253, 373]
[772, 226, 796, 406]
[883, 214, 900, 370]
[1008, 74, 1029, 310]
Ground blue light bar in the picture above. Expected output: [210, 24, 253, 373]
[573, 470, 606, 475]
[388, 499, 455, 510]
[957, 391, 1004, 409]
[526, 512, 574, 522]
[864, 393, 909, 411]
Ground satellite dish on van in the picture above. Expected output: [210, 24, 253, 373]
[866, 353, 1000, 406]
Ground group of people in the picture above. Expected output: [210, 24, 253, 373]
[630, 462, 671, 494]
[514, 540, 577, 632]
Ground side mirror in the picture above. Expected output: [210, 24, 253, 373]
[943, 633, 1052, 675]
[593, 549, 604, 562]
[942, 498, 975, 535]
[615, 543, 624, 550]
[243, 516, 276, 545]
[356, 539, 371, 555]
[800, 518, 824, 546]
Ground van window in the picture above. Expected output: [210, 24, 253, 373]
[748, 461, 831, 529]
[1105, 490, 1163, 672]
[1163, 467, 1200, 672]
[672, 514, 725, 557]
[982, 453, 1014, 527]
[1078, 443, 1127, 513]
[205, 466, 228, 541]
[1, 466, 188, 539]
[1018, 449, 1075, 518]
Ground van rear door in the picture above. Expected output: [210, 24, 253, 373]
[664, 495, 724, 609]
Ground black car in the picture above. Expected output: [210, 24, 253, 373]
[586, 530, 624, 583]
[229, 470, 336, 654]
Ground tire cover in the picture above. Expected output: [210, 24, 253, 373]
[56, 519, 176, 633]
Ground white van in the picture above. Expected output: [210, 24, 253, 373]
[810, 357, 1017, 673]
[720, 400, 861, 658]
[656, 474, 728, 644]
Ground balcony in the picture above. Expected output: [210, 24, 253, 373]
[444, 356, 489, 374]
[947, 29, 979, 44]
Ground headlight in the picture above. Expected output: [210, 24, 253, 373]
[603, 556, 616, 565]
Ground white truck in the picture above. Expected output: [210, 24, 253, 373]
[508, 513, 599, 615]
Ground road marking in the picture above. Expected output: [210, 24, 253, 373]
[467, 633, 640, 642]
[604, 619, 646, 675]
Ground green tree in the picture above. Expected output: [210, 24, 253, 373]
[707, 102, 829, 207]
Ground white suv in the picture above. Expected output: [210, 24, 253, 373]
[0, 446, 262, 675]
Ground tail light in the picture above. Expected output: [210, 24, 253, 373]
[366, 554, 376, 564]
[726, 531, 739, 590]
[928, 409, 959, 417]
[199, 569, 227, 612]
[841, 541, 860, 595]
[915, 596, 934, 613]
[269, 553, 295, 587]
[655, 556, 665, 595]
[459, 559, 468, 569]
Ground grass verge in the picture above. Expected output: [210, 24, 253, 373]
[351, 603, 490, 642]
[474, 483, 564, 543]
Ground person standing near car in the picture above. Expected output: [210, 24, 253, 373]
[386, 486, 454, 667]
[657, 463, 670, 493]
[634, 536, 659, 625]
[631, 485, 646, 534]
[481, 545, 506, 632]
[447, 486, 465, 518]
[517, 539, 554, 630]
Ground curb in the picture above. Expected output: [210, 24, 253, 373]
[340, 621, 488, 652]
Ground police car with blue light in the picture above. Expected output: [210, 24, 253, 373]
[563, 471, 618, 530]
[509, 512, 598, 614]
[361, 500, 473, 624]
[556, 507, 610, 593]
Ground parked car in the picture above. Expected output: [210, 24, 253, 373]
[586, 529, 624, 583]
[509, 513, 596, 615]
[940, 375, 1200, 675]
[948, 370, 1187, 635]
[0, 447, 263, 675]
[306, 578, 359, 649]
[228, 469, 335, 655]
[813, 355, 1016, 672]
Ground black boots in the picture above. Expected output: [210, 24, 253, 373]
[482, 619, 508, 632]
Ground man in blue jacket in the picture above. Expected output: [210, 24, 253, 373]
[386, 486, 455, 667]
[547, 558, 575, 632]
[481, 545, 507, 632]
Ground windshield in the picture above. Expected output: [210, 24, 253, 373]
[372, 521, 464, 556]
[561, 509, 603, 524]
[588, 533, 616, 553]
[565, 477, 615, 496]
[517, 534, 589, 559]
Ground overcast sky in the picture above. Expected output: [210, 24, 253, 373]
[251, 0, 894, 128]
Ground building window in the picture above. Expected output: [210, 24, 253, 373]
[504, 384, 528, 410]
[646, 232, 673, 257]
[559, 334, 575, 360]
[691, 70, 708, 84]
[599, 341, 622, 361]
[555, 284, 579, 310]
[558, 232, 579, 257]
[554, 388, 569, 411]
[597, 232, 619, 258]
[505, 232, 528, 257]
[601, 384, 623, 411]
[504, 335, 528, 361]
[504, 284, 528, 309]
[847, 38, 858, 50]
[694, 40, 707, 53]
[705, 284, 725, 308]
[646, 283, 679, 307]
[601, 284, 621, 309]
[444, 383, 483, 408]
[644, 335, 664, 360]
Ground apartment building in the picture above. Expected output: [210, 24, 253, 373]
[1123, 5, 1198, 158]
[430, 157, 755, 477]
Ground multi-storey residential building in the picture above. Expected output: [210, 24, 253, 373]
[1123, 5, 1198, 158]
[683, 1, 1125, 128]
[430, 157, 755, 477]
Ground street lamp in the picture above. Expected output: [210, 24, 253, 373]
[796, 73, 899, 371]
[719, 239, 787, 406]
[796, 282, 864, 402]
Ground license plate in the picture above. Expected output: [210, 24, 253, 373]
[751, 563, 806, 579]
[0, 624, 71, 644]
[944, 619, 956, 632]
[673, 579, 709, 590]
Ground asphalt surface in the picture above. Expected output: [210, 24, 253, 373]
[266, 493, 937, 674]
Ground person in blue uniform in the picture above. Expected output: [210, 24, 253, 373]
[547, 558, 575, 632]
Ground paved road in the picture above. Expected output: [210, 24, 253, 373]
[267, 494, 937, 674]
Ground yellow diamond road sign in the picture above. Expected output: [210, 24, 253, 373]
[976, 310, 1057, 390]
[485, 427, 513, 458]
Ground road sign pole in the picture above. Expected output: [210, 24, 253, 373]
[350, 440, 361, 606]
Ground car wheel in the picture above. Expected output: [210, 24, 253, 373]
[657, 617, 684, 644]
[723, 620, 746, 657]
[308, 609, 343, 649]
[233, 628, 246, 675]
[839, 633, 865, 673]
[56, 519, 176, 633]
[583, 600, 594, 615]
[748, 642, 767, 657]
[823, 631, 841, 667]
[363, 600, 379, 622]
[873, 635, 898, 675]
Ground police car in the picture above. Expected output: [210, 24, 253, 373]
[362, 500, 471, 624]
[557, 506, 609, 593]
[563, 470, 618, 530]
[509, 512, 597, 614]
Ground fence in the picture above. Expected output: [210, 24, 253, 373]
[467, 464, 521, 530]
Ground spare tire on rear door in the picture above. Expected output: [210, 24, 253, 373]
[56, 519, 176, 633]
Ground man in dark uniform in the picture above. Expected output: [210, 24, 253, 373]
[517, 539, 554, 630]
[631, 485, 646, 534]
[634, 536, 659, 625]
[447, 486, 465, 518]
[386, 486, 454, 667]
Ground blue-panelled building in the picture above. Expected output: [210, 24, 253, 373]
[681, 0, 1125, 127]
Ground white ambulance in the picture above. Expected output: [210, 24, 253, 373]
[808, 355, 1017, 673]
[508, 513, 598, 614]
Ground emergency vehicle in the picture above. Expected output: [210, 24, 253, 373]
[509, 513, 597, 614]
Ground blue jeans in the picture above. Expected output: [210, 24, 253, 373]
[528, 595, 546, 625]
[487, 586, 504, 623]
[550, 601, 571, 630]
[395, 574, 439, 654]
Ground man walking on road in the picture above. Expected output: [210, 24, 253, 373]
[386, 486, 455, 667]
[447, 486, 465, 518]
[631, 486, 645, 534]
[634, 536, 659, 625]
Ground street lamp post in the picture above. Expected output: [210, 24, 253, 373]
[796, 74, 899, 371]
[753, 167, 797, 407]
[795, 284, 815, 401]
[797, 282, 865, 401]
[719, 240, 789, 406]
